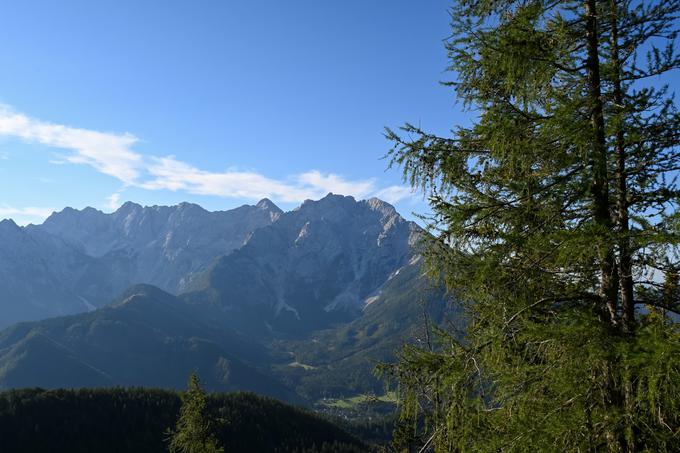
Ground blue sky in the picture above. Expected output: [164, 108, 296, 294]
[0, 0, 461, 224]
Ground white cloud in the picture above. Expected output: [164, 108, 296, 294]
[0, 106, 142, 183]
[142, 160, 384, 202]
[296, 170, 376, 199]
[142, 156, 318, 202]
[374, 185, 415, 204]
[106, 192, 122, 211]
[0, 105, 416, 205]
[0, 205, 54, 225]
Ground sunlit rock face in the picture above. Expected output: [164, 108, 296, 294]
[193, 193, 422, 334]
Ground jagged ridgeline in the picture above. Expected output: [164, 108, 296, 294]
[0, 388, 367, 453]
[0, 199, 282, 328]
[0, 194, 452, 404]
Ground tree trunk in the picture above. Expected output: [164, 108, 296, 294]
[584, 1, 623, 451]
[609, 2, 636, 451]
[584, 0, 618, 326]
[609, 0, 635, 334]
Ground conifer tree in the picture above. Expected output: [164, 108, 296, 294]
[383, 0, 680, 451]
[167, 373, 224, 453]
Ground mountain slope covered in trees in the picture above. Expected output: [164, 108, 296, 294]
[0, 388, 367, 453]
[0, 285, 295, 401]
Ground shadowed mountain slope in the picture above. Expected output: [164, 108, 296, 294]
[0, 285, 295, 401]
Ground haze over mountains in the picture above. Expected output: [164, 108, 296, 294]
[0, 194, 450, 404]
[0, 199, 282, 328]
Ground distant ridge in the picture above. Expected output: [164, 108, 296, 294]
[0, 199, 282, 327]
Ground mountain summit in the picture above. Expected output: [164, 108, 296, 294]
[189, 193, 421, 334]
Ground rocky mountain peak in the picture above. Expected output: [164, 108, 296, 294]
[256, 198, 280, 211]
[38, 207, 107, 248]
[292, 194, 366, 224]
[199, 194, 420, 334]
[171, 202, 208, 219]
[176, 201, 203, 210]
[297, 193, 352, 208]
[365, 197, 398, 218]
[0, 218, 19, 228]
[114, 201, 143, 218]
[255, 198, 283, 222]
[0, 218, 21, 235]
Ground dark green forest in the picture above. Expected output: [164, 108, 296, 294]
[0, 388, 367, 453]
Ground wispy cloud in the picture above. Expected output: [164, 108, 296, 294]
[0, 106, 142, 183]
[0, 106, 415, 204]
[374, 185, 416, 204]
[296, 171, 376, 199]
[142, 156, 318, 202]
[0, 205, 54, 225]
[106, 192, 122, 211]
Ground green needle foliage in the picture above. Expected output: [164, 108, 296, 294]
[167, 373, 224, 453]
[382, 0, 680, 451]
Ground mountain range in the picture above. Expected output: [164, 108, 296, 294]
[0, 199, 281, 328]
[0, 194, 452, 406]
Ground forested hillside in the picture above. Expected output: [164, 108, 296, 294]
[0, 388, 367, 453]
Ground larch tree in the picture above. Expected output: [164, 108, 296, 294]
[382, 0, 680, 451]
[167, 373, 224, 453]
